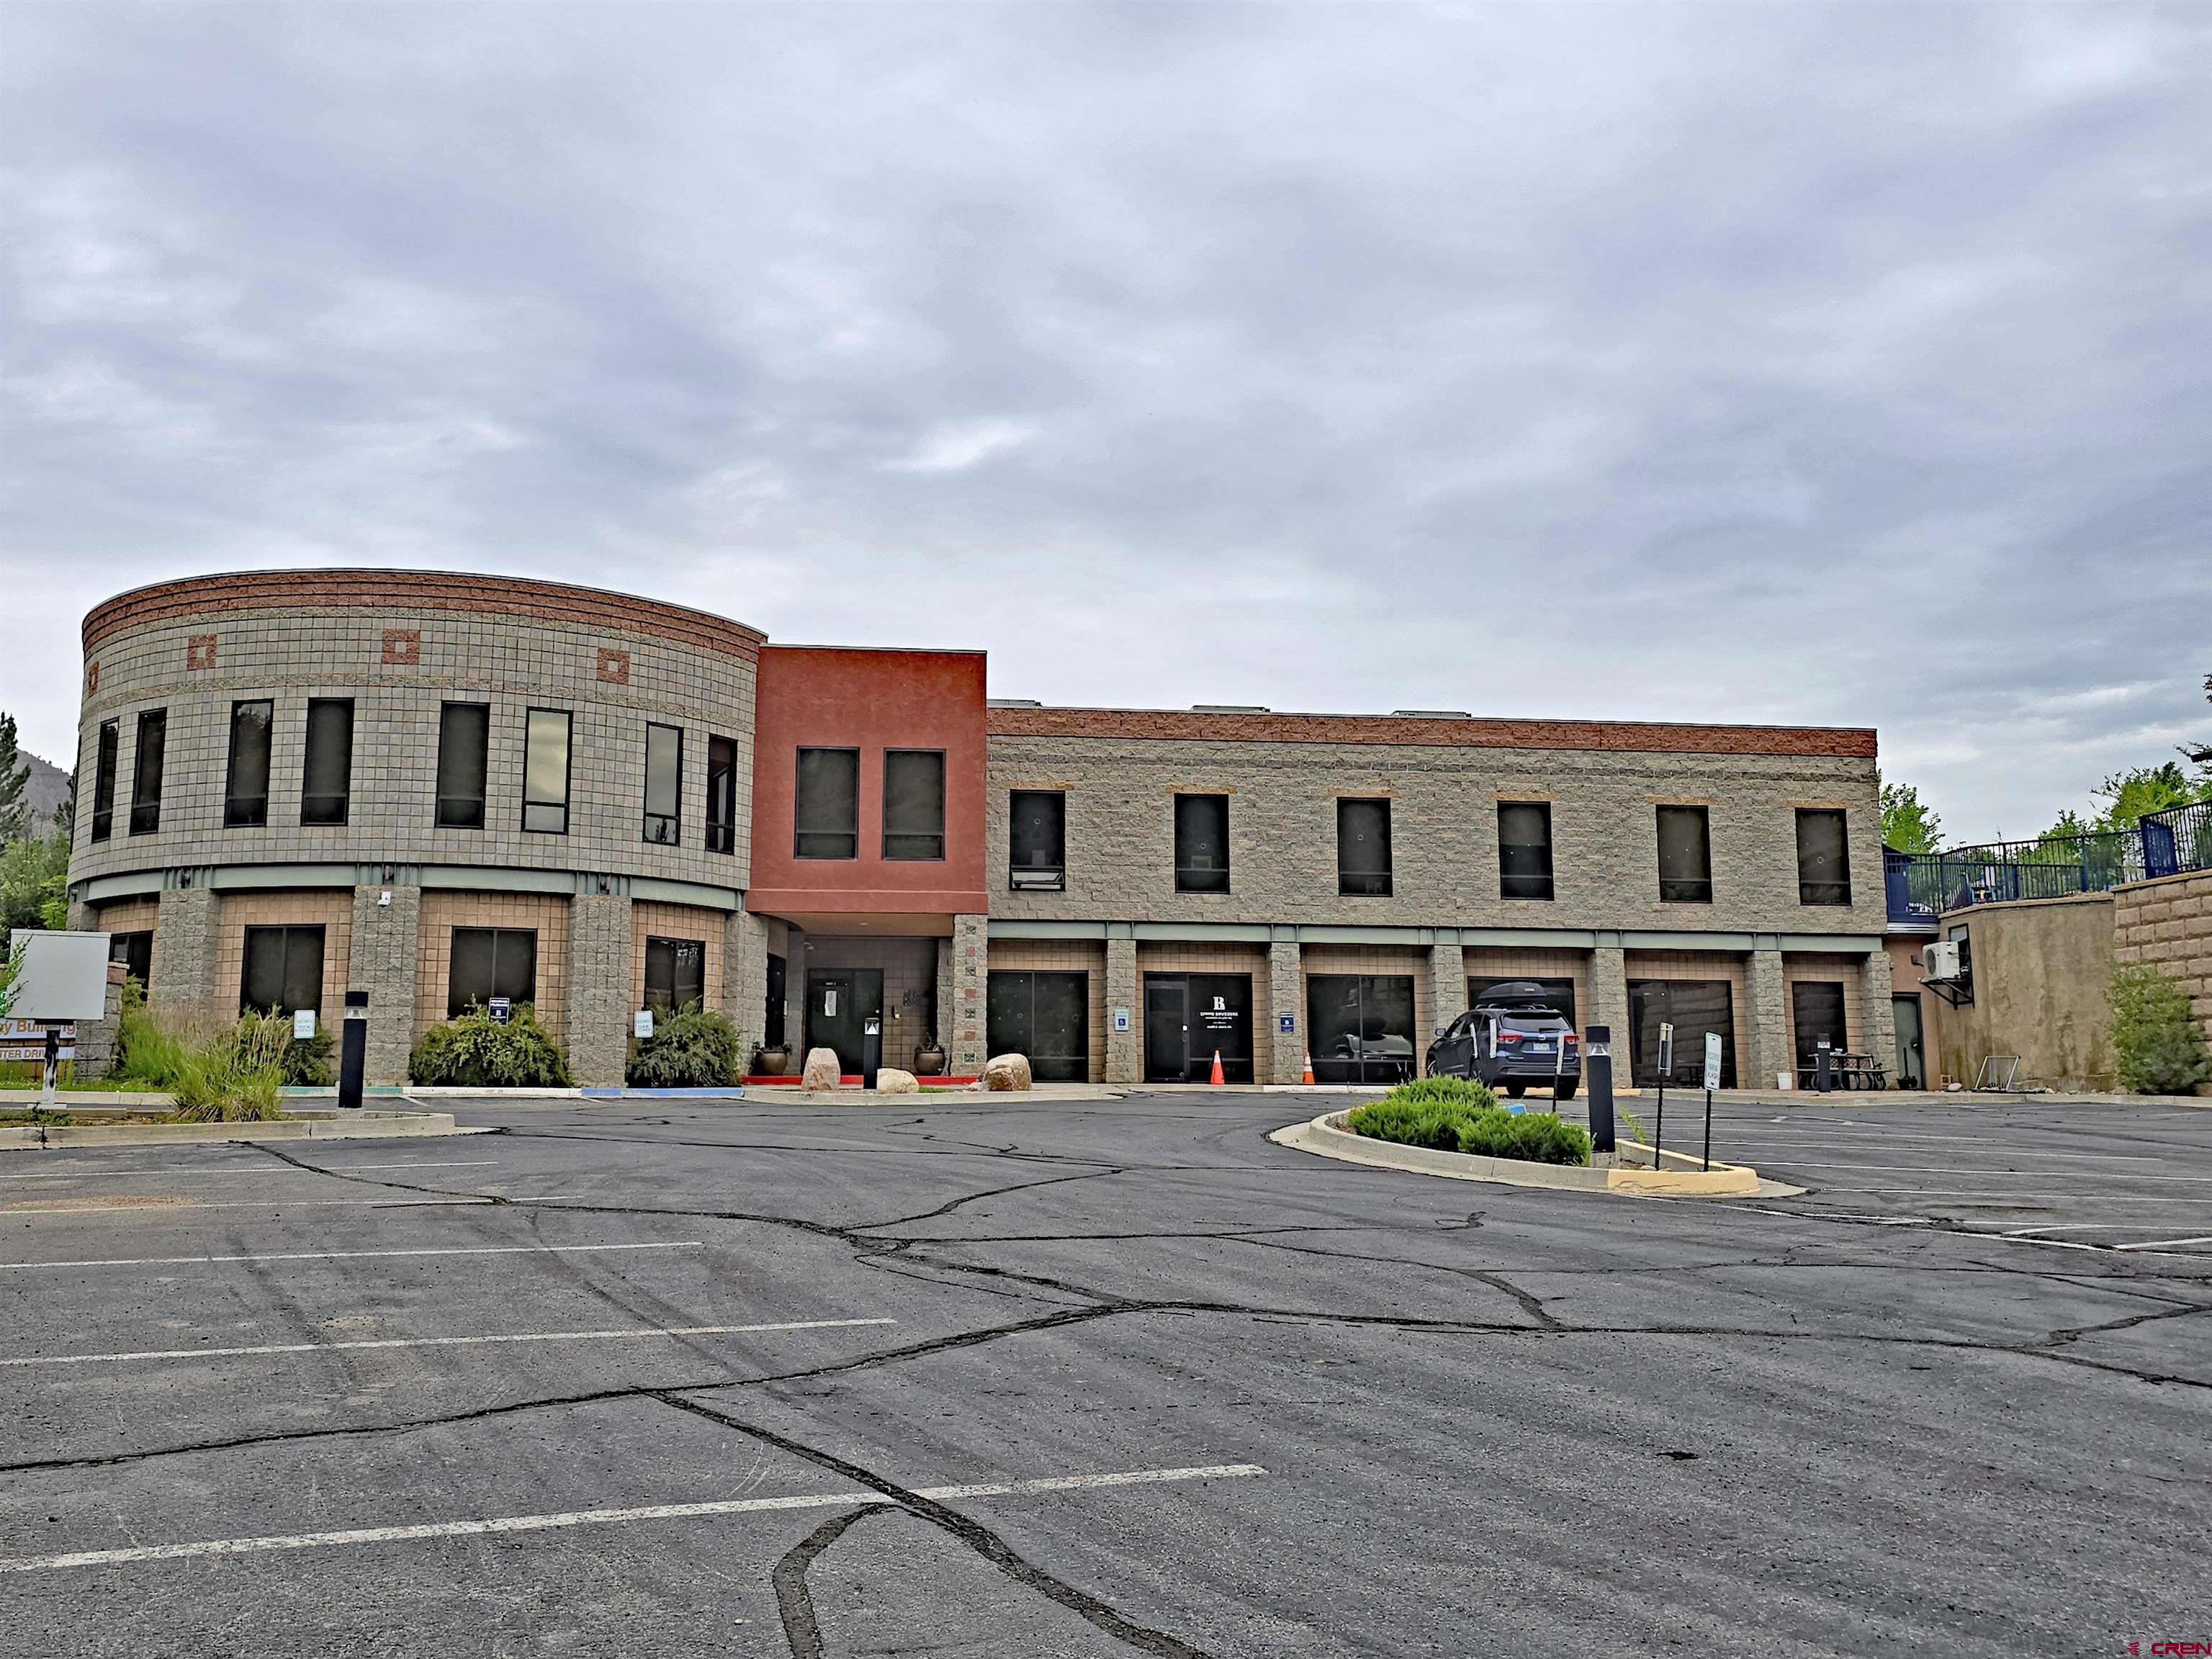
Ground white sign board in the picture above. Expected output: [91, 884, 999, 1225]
[487, 997, 512, 1025]
[634, 1009, 655, 1040]
[6, 931, 112, 1022]
[1702, 1030, 1724, 1092]
[293, 1009, 318, 1040]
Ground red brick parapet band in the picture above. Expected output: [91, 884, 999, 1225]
[83, 570, 767, 661]
[986, 706, 1878, 758]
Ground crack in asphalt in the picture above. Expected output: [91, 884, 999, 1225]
[653, 1390, 1225, 1659]
[772, 1503, 878, 1659]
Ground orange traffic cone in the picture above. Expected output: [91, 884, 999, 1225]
[1301, 1053, 1315, 1086]
[1210, 1049, 1226, 1087]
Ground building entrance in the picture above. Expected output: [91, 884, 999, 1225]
[1142, 973, 1252, 1083]
[806, 968, 883, 1077]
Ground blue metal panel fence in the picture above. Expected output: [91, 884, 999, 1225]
[1885, 802, 2210, 923]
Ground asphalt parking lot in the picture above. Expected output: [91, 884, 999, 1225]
[1, 1089, 2206, 1658]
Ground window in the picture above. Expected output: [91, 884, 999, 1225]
[882, 750, 945, 860]
[448, 927, 538, 1017]
[764, 952, 786, 1047]
[221, 700, 274, 828]
[986, 971, 1090, 1082]
[1498, 802, 1555, 901]
[90, 719, 119, 842]
[1791, 981, 1848, 1070]
[1174, 793, 1229, 892]
[1337, 799, 1392, 896]
[1307, 974, 1417, 1084]
[706, 734, 739, 855]
[523, 709, 572, 835]
[643, 935, 706, 1012]
[109, 930, 153, 989]
[240, 925, 325, 1016]
[435, 702, 490, 829]
[794, 747, 858, 859]
[1796, 809, 1851, 906]
[643, 723, 683, 846]
[1656, 805, 1712, 903]
[128, 709, 166, 835]
[298, 698, 354, 826]
[1009, 791, 1066, 889]
[1627, 979, 1735, 1087]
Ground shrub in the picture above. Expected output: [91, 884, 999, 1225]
[1345, 1075, 1588, 1166]
[1377, 1074, 1500, 1112]
[168, 1013, 289, 1123]
[627, 1003, 742, 1088]
[410, 1005, 571, 1089]
[112, 997, 189, 1089]
[233, 1010, 335, 1087]
[2109, 965, 2211, 1097]
[1455, 1107, 1592, 1166]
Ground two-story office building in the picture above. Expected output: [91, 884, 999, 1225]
[67, 571, 1894, 1089]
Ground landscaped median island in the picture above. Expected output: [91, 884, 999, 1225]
[1344, 1076, 1593, 1165]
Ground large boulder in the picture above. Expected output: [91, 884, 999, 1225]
[874, 1067, 920, 1095]
[982, 1053, 1033, 1092]
[801, 1047, 842, 1091]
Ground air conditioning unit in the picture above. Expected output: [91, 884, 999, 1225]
[1922, 940, 1961, 983]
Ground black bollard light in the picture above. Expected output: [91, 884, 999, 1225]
[862, 1014, 882, 1091]
[1584, 1024, 1615, 1156]
[338, 990, 368, 1110]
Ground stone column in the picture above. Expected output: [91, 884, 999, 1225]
[565, 891, 634, 1087]
[786, 927, 808, 1060]
[722, 909, 769, 1060]
[349, 883, 422, 1086]
[1428, 942, 1467, 1046]
[71, 963, 127, 1080]
[1268, 939, 1303, 1082]
[1590, 943, 1629, 1054]
[150, 884, 220, 1033]
[948, 913, 989, 1074]
[1745, 947, 1789, 1092]
[1858, 946, 1897, 1085]
[1105, 934, 1138, 1083]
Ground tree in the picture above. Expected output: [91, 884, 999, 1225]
[2108, 964, 2212, 1097]
[0, 831, 68, 935]
[2185, 673, 2211, 769]
[0, 713, 27, 845]
[1879, 776, 1943, 854]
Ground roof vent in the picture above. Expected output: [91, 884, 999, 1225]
[987, 698, 1043, 709]
[1391, 709, 1473, 719]
[1191, 703, 1269, 714]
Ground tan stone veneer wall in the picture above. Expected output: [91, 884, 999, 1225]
[1927, 894, 2116, 1091]
[984, 939, 1110, 1082]
[2112, 868, 2212, 1056]
[413, 891, 574, 1045]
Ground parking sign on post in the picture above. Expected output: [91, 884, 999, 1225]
[1701, 1031, 1722, 1171]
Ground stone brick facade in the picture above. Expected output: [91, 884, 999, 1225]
[2113, 868, 2212, 1051]
[349, 882, 421, 1085]
[565, 892, 633, 1086]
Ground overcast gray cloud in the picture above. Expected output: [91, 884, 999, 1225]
[3, 1, 2208, 839]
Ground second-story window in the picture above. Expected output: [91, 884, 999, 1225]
[435, 702, 490, 829]
[1174, 793, 1230, 893]
[301, 698, 354, 827]
[1337, 798, 1392, 896]
[523, 708, 572, 835]
[128, 709, 166, 836]
[224, 700, 274, 827]
[1657, 805, 1713, 904]
[1796, 809, 1851, 906]
[794, 747, 858, 859]
[1498, 801, 1554, 900]
[1009, 791, 1065, 890]
[90, 719, 120, 842]
[643, 722, 683, 846]
[882, 750, 945, 860]
[706, 734, 739, 855]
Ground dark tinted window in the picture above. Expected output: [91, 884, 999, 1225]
[706, 734, 739, 855]
[643, 935, 705, 1012]
[449, 927, 537, 1016]
[1656, 806, 1712, 903]
[987, 970, 1090, 1082]
[883, 750, 945, 860]
[794, 747, 858, 859]
[224, 700, 273, 827]
[1627, 979, 1735, 1087]
[300, 698, 354, 826]
[1337, 799, 1391, 896]
[1791, 980, 1848, 1068]
[1307, 974, 1417, 1084]
[109, 930, 153, 989]
[1498, 802, 1554, 901]
[128, 709, 166, 835]
[523, 709, 571, 834]
[1174, 794, 1229, 892]
[1009, 791, 1065, 889]
[90, 719, 119, 841]
[435, 703, 490, 829]
[1796, 809, 1851, 906]
[241, 925, 325, 1015]
[1468, 976, 1578, 1032]
[644, 723, 683, 846]
[764, 952, 786, 1047]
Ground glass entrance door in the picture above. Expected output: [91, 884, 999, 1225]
[1143, 974, 1252, 1082]
[806, 969, 883, 1076]
[1143, 979, 1187, 1083]
[1892, 993, 1924, 1089]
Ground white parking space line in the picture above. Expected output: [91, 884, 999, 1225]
[1, 1317, 895, 1369]
[4, 1197, 497, 1217]
[0, 1161, 499, 1182]
[0, 1463, 1267, 1573]
[1808, 1188, 2212, 1203]
[1760, 1162, 2212, 1182]
[2113, 1236, 2212, 1252]
[1, 1241, 706, 1272]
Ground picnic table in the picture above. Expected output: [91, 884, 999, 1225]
[1797, 1051, 1889, 1091]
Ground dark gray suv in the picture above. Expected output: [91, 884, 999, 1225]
[1426, 981, 1580, 1100]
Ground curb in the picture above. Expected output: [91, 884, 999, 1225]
[1269, 1111, 1794, 1198]
[0, 1112, 470, 1151]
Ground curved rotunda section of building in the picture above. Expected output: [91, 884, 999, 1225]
[70, 571, 769, 1085]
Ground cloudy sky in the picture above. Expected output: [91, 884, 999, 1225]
[4, 2, 2208, 841]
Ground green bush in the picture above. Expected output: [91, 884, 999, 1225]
[234, 1010, 335, 1087]
[112, 996, 189, 1089]
[168, 1013, 289, 1123]
[2109, 964, 2211, 1097]
[626, 1003, 742, 1088]
[410, 1005, 572, 1089]
[1345, 1075, 1588, 1166]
